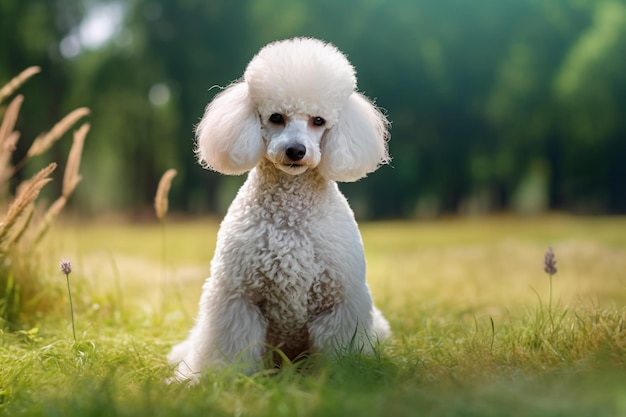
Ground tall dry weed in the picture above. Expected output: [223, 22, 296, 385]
[25, 107, 90, 159]
[0, 67, 89, 329]
[154, 168, 177, 310]
[0, 66, 40, 103]
[154, 168, 177, 221]
[32, 123, 89, 245]
[0, 163, 56, 247]
[0, 95, 24, 185]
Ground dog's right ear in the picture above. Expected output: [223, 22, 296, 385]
[195, 82, 264, 175]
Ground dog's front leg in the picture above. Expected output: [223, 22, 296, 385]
[307, 286, 377, 356]
[169, 292, 267, 382]
[207, 294, 268, 372]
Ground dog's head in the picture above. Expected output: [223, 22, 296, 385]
[195, 37, 390, 182]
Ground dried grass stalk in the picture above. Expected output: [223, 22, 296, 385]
[26, 107, 90, 159]
[2, 131, 20, 153]
[0, 66, 41, 104]
[63, 123, 88, 197]
[0, 95, 24, 186]
[154, 169, 177, 221]
[33, 123, 89, 245]
[0, 94, 23, 145]
[32, 196, 66, 246]
[6, 202, 35, 246]
[0, 131, 20, 185]
[0, 162, 56, 247]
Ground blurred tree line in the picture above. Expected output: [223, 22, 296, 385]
[1, 0, 625, 219]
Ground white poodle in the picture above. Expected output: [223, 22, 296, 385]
[168, 37, 391, 383]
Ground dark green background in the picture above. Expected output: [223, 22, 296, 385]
[2, 0, 624, 218]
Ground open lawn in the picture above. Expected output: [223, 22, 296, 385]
[1, 215, 625, 416]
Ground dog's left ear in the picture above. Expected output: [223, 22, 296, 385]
[317, 93, 390, 182]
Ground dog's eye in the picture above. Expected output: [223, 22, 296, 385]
[312, 117, 326, 126]
[269, 113, 284, 124]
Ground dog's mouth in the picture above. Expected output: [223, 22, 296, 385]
[266, 152, 315, 175]
[276, 162, 309, 175]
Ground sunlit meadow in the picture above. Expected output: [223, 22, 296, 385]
[1, 215, 624, 416]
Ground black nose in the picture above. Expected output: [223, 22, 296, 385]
[285, 143, 306, 161]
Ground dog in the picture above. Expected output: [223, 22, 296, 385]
[168, 37, 391, 383]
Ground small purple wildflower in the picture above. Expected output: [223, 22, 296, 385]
[543, 247, 557, 275]
[60, 259, 72, 275]
[60, 258, 76, 341]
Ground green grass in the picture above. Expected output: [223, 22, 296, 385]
[1, 215, 626, 416]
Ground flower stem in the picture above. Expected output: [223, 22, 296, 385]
[65, 273, 76, 342]
[548, 272, 554, 331]
[160, 220, 166, 309]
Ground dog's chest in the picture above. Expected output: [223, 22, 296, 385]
[225, 166, 346, 351]
[241, 226, 343, 348]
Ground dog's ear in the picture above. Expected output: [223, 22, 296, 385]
[195, 82, 264, 175]
[317, 93, 390, 182]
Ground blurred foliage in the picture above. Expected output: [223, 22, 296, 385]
[1, 0, 625, 218]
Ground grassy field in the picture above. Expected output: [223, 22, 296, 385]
[1, 215, 625, 416]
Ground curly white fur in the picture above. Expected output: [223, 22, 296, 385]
[169, 37, 391, 383]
